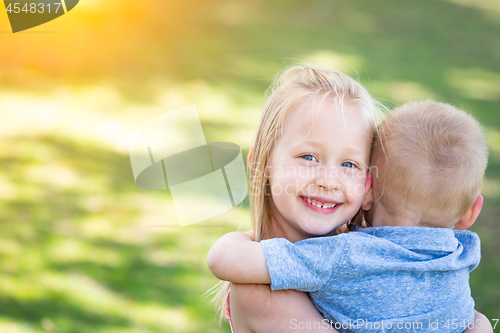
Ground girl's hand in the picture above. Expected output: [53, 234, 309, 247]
[463, 310, 493, 333]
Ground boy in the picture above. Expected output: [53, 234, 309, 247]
[208, 101, 491, 332]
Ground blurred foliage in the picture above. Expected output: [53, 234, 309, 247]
[0, 0, 499, 332]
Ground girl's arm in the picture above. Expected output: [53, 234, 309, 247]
[229, 283, 338, 332]
[207, 231, 271, 284]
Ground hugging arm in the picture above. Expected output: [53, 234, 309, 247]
[207, 231, 271, 284]
[208, 232, 341, 290]
[229, 283, 338, 332]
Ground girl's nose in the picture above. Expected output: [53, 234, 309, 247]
[314, 167, 342, 191]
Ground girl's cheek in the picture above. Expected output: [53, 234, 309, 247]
[346, 176, 367, 198]
[285, 166, 309, 181]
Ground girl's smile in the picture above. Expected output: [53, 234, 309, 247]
[299, 195, 342, 213]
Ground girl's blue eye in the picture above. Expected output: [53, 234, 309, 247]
[342, 161, 357, 168]
[302, 154, 318, 162]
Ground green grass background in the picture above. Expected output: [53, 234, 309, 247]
[0, 0, 499, 332]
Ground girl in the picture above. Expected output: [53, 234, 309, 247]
[210, 64, 378, 332]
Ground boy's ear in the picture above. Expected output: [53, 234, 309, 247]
[362, 171, 373, 211]
[455, 195, 483, 230]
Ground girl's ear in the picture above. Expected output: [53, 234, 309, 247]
[455, 195, 483, 230]
[247, 146, 253, 167]
[362, 171, 373, 211]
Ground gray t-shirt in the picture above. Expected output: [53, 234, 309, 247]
[261, 226, 480, 333]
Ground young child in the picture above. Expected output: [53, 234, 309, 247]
[209, 64, 381, 332]
[208, 100, 491, 332]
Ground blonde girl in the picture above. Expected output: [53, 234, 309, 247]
[210, 64, 379, 332]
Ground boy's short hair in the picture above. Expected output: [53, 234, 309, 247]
[371, 100, 488, 227]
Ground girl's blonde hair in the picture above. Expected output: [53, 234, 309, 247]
[210, 64, 384, 320]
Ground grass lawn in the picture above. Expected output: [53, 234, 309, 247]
[0, 0, 499, 331]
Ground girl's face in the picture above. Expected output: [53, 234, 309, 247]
[266, 97, 372, 242]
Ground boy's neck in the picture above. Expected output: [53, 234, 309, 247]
[369, 207, 416, 227]
[367, 202, 452, 228]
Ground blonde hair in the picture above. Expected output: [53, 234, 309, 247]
[211, 65, 384, 319]
[371, 100, 488, 227]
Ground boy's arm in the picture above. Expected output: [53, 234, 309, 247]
[207, 231, 271, 284]
[208, 232, 341, 290]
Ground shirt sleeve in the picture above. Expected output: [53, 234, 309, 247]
[261, 236, 347, 292]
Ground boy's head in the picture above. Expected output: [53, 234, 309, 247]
[369, 100, 488, 228]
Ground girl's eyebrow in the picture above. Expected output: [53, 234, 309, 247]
[291, 140, 366, 157]
[345, 147, 368, 157]
[290, 140, 324, 149]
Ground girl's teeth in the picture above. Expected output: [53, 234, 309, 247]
[304, 197, 336, 209]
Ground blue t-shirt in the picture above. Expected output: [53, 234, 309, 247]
[261, 227, 480, 333]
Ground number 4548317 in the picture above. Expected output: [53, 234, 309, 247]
[5, 2, 62, 14]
